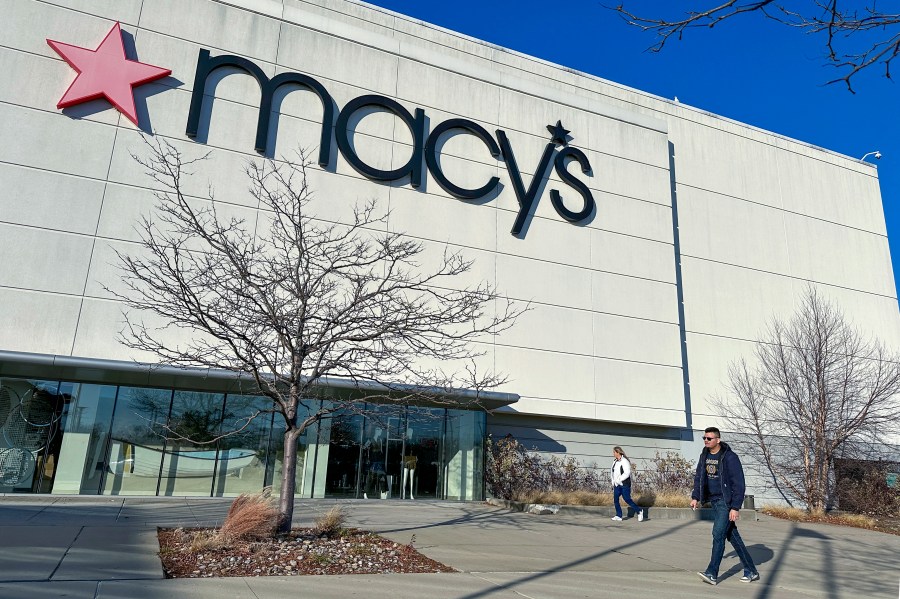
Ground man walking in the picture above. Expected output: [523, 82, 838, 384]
[691, 427, 760, 585]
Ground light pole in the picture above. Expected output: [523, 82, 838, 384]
[860, 151, 882, 162]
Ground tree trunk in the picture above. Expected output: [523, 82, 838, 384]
[277, 428, 300, 534]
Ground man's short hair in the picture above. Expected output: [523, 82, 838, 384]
[704, 427, 721, 437]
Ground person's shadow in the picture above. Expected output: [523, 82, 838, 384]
[719, 544, 775, 581]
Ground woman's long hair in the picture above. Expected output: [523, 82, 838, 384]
[613, 446, 631, 465]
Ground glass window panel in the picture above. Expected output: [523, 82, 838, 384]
[102, 387, 172, 496]
[444, 409, 485, 500]
[404, 406, 445, 500]
[51, 382, 117, 495]
[357, 404, 408, 500]
[158, 391, 226, 496]
[213, 394, 274, 497]
[0, 378, 65, 493]
[323, 409, 364, 498]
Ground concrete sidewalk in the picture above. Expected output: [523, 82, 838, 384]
[0, 496, 897, 599]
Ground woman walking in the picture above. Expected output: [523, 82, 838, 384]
[611, 446, 644, 522]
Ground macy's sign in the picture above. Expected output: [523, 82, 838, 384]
[49, 24, 596, 237]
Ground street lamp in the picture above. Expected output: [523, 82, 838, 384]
[860, 151, 882, 161]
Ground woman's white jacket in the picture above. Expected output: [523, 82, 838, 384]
[610, 457, 632, 487]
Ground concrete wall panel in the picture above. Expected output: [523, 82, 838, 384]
[0, 224, 94, 296]
[0, 289, 82, 355]
[0, 164, 105, 236]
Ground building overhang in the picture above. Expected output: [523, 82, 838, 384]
[0, 350, 519, 411]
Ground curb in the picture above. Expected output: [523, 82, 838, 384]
[486, 498, 759, 521]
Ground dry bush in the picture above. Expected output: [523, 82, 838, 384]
[218, 489, 278, 541]
[641, 451, 695, 495]
[834, 459, 900, 516]
[314, 505, 347, 537]
[486, 435, 606, 500]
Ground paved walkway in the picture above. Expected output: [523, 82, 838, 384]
[0, 496, 897, 598]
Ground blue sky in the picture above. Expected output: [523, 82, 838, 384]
[367, 0, 900, 298]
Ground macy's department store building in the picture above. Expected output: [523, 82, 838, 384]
[1, 0, 898, 500]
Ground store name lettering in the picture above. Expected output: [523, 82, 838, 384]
[186, 50, 596, 236]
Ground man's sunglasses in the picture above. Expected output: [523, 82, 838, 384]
[702, 436, 718, 441]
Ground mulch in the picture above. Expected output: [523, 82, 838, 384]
[157, 528, 456, 578]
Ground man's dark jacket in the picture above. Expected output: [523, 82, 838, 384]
[691, 441, 746, 511]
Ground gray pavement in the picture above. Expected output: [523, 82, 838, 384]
[0, 496, 898, 598]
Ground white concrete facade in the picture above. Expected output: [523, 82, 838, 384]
[1, 0, 897, 476]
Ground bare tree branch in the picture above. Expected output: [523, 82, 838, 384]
[108, 137, 527, 531]
[713, 286, 900, 511]
[609, 1, 900, 91]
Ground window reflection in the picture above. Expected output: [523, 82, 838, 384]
[444, 409, 485, 500]
[323, 409, 364, 498]
[0, 376, 487, 501]
[52, 382, 117, 494]
[159, 391, 226, 496]
[0, 378, 66, 493]
[405, 407, 445, 500]
[103, 387, 172, 496]
[213, 394, 274, 497]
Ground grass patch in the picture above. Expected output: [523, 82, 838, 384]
[759, 505, 890, 533]
[635, 491, 692, 508]
[509, 489, 692, 508]
[314, 505, 348, 538]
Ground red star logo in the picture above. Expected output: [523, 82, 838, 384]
[47, 23, 171, 126]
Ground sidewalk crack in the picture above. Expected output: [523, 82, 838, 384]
[48, 524, 84, 580]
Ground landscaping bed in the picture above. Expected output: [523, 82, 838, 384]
[157, 528, 454, 578]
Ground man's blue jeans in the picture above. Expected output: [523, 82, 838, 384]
[706, 497, 757, 578]
[613, 485, 641, 518]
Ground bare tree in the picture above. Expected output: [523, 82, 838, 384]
[610, 1, 900, 91]
[715, 287, 900, 511]
[110, 138, 524, 533]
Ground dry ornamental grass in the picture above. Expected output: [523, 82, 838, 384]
[219, 489, 279, 541]
[760, 505, 900, 536]
[515, 490, 692, 508]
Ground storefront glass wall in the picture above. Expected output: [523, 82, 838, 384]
[213, 394, 276, 496]
[0, 376, 486, 500]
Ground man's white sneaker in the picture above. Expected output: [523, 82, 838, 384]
[697, 572, 717, 585]
[610, 516, 622, 521]
[637, 510, 644, 522]
[740, 572, 760, 583]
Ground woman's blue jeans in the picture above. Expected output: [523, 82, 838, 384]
[613, 484, 641, 518]
[706, 497, 757, 578]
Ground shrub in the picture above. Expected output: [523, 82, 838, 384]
[486, 435, 696, 505]
[314, 505, 347, 537]
[834, 459, 900, 516]
[485, 434, 604, 500]
[640, 451, 695, 495]
[218, 488, 278, 541]
[485, 434, 542, 500]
